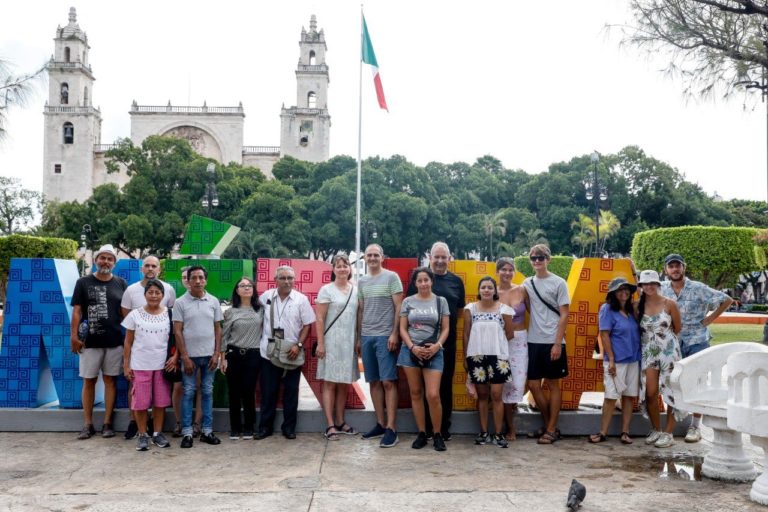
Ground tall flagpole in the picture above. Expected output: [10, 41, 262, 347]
[355, 5, 364, 277]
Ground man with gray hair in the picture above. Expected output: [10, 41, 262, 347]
[256, 265, 316, 440]
[406, 241, 465, 440]
[70, 244, 128, 440]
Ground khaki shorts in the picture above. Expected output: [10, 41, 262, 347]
[603, 361, 640, 399]
[79, 346, 123, 378]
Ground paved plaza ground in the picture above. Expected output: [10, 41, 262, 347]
[0, 425, 765, 511]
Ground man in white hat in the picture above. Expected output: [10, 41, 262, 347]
[70, 244, 128, 440]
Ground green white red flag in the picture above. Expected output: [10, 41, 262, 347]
[362, 15, 388, 112]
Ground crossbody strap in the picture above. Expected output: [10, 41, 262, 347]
[324, 286, 354, 335]
[529, 278, 561, 317]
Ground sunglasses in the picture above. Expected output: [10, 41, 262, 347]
[238, 284, 253, 289]
[529, 255, 547, 262]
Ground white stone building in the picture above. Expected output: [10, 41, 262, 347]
[43, 8, 331, 203]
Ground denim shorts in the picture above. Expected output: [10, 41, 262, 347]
[361, 335, 398, 382]
[681, 342, 710, 359]
[397, 343, 444, 372]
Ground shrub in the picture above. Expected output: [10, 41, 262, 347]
[631, 226, 759, 288]
[0, 234, 78, 302]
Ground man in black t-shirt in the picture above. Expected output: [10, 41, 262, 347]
[407, 242, 465, 439]
[70, 244, 128, 440]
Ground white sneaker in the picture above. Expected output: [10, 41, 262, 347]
[644, 430, 661, 445]
[684, 426, 702, 443]
[654, 432, 674, 448]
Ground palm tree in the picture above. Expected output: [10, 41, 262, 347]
[482, 211, 508, 260]
[597, 210, 621, 255]
[0, 59, 45, 142]
[571, 213, 596, 257]
[514, 228, 548, 255]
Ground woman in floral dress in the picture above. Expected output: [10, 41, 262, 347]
[463, 277, 514, 448]
[636, 270, 684, 449]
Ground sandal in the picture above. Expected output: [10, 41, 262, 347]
[504, 431, 517, 442]
[537, 431, 559, 445]
[589, 432, 607, 444]
[335, 422, 358, 435]
[527, 427, 546, 439]
[620, 432, 633, 445]
[324, 426, 340, 441]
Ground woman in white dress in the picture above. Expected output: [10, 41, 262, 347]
[316, 253, 360, 440]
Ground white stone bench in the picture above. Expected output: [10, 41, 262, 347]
[727, 351, 768, 505]
[669, 342, 768, 482]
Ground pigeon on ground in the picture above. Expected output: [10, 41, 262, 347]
[566, 479, 586, 510]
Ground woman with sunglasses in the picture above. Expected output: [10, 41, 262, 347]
[220, 277, 263, 440]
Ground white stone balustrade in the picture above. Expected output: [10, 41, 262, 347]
[670, 342, 768, 482]
[727, 350, 768, 506]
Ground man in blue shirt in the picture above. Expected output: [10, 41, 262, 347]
[660, 253, 732, 443]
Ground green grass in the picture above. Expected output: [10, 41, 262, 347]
[710, 323, 765, 345]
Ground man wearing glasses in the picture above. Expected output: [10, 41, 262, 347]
[522, 244, 570, 445]
[256, 265, 316, 440]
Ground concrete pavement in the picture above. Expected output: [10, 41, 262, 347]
[0, 426, 765, 511]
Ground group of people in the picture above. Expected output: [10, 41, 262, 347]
[69, 242, 732, 452]
[591, 254, 733, 447]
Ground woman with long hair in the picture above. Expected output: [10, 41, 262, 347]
[398, 267, 450, 451]
[463, 276, 514, 448]
[220, 277, 263, 440]
[636, 270, 684, 448]
[316, 253, 360, 440]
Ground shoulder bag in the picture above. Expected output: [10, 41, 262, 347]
[312, 285, 354, 357]
[267, 292, 305, 371]
[528, 277, 561, 317]
[162, 308, 182, 382]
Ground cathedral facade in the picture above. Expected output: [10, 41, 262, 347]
[43, 8, 331, 203]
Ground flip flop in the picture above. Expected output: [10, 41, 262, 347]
[324, 426, 339, 441]
[620, 432, 633, 445]
[527, 427, 546, 439]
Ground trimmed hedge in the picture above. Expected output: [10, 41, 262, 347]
[631, 226, 759, 288]
[0, 234, 79, 301]
[514, 255, 574, 279]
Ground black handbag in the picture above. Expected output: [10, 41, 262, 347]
[409, 297, 442, 367]
[162, 308, 182, 382]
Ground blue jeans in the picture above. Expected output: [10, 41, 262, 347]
[182, 356, 215, 436]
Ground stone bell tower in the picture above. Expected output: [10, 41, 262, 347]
[279, 15, 331, 162]
[43, 7, 102, 203]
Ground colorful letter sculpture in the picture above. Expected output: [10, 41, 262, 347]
[562, 257, 636, 409]
[256, 258, 366, 408]
[0, 259, 80, 407]
[178, 215, 241, 256]
[164, 259, 254, 300]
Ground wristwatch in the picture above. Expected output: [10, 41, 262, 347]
[297, 341, 304, 348]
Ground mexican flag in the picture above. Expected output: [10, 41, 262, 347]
[362, 16, 388, 112]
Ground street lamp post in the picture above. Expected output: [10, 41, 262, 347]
[80, 224, 92, 276]
[363, 220, 378, 248]
[585, 151, 607, 257]
[201, 162, 219, 217]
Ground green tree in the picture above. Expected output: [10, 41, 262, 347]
[0, 177, 42, 234]
[624, 0, 768, 97]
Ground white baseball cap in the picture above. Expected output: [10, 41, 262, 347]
[637, 270, 661, 285]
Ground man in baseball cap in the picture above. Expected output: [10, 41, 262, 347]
[70, 244, 128, 440]
[660, 252, 733, 443]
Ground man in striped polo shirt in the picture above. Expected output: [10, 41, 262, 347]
[358, 243, 403, 448]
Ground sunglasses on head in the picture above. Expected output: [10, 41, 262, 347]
[529, 255, 547, 262]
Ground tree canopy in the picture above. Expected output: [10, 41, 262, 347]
[624, 0, 768, 97]
[37, 136, 767, 261]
